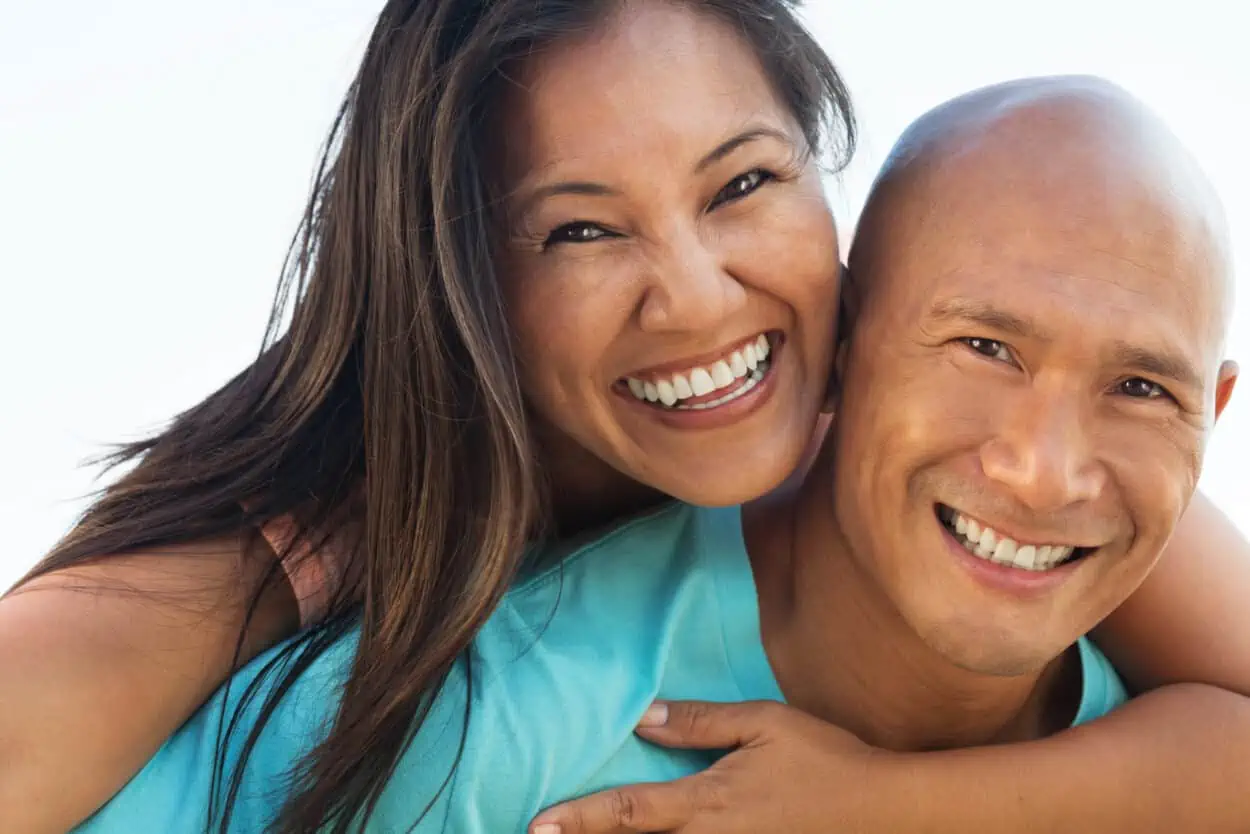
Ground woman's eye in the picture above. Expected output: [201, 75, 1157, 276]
[709, 169, 775, 209]
[961, 337, 1014, 364]
[544, 222, 613, 247]
[1118, 377, 1170, 401]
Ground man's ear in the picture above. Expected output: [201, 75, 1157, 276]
[822, 264, 858, 415]
[1214, 359, 1239, 421]
[838, 263, 862, 332]
[821, 357, 841, 414]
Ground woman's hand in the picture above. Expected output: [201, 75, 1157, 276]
[530, 699, 895, 834]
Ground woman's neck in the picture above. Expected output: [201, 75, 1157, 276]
[541, 437, 668, 539]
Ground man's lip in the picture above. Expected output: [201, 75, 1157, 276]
[940, 519, 1085, 597]
[620, 331, 777, 381]
[936, 503, 1108, 550]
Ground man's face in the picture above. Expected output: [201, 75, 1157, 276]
[832, 157, 1237, 677]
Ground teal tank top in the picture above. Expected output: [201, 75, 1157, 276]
[76, 503, 1127, 833]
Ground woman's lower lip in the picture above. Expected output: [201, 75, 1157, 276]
[617, 342, 783, 431]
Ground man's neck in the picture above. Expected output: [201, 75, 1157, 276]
[746, 461, 1081, 752]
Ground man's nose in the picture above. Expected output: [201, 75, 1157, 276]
[979, 390, 1106, 513]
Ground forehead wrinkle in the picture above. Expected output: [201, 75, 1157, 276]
[926, 297, 1043, 341]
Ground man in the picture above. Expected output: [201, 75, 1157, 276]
[535, 74, 1240, 831]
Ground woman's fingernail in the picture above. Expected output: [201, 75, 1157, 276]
[639, 702, 669, 728]
[533, 825, 562, 834]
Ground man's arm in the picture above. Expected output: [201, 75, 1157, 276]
[1094, 491, 1250, 695]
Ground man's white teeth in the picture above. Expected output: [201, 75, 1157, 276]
[624, 336, 773, 410]
[945, 508, 1077, 571]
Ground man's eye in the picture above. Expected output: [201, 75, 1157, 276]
[544, 222, 613, 247]
[961, 337, 1014, 364]
[1118, 377, 1170, 401]
[709, 169, 775, 210]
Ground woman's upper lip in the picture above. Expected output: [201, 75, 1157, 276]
[621, 332, 775, 380]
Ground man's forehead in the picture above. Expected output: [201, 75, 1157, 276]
[856, 77, 1233, 364]
[890, 182, 1220, 354]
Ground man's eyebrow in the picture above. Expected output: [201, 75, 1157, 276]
[928, 298, 1204, 391]
[514, 126, 795, 216]
[927, 298, 1041, 339]
[1113, 344, 1203, 391]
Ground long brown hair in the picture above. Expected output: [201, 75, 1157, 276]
[22, 1, 854, 831]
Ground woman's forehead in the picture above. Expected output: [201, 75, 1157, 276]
[495, 1, 794, 184]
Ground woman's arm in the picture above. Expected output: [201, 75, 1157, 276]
[1093, 490, 1250, 695]
[0, 534, 300, 834]
[533, 491, 1250, 833]
[533, 688, 1250, 833]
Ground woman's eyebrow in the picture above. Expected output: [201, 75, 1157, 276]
[694, 125, 794, 173]
[513, 124, 795, 218]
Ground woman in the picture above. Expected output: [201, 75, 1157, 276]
[3, 1, 1247, 832]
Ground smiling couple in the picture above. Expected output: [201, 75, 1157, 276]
[20, 2, 1248, 833]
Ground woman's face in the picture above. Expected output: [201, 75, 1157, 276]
[496, 0, 841, 508]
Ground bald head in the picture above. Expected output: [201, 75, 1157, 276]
[849, 75, 1234, 359]
[824, 77, 1237, 683]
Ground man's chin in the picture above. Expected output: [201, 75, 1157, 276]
[919, 623, 1065, 678]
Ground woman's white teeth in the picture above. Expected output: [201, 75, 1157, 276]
[623, 336, 774, 411]
[690, 368, 716, 397]
[944, 508, 1077, 571]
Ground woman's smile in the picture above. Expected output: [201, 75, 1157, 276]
[615, 331, 783, 429]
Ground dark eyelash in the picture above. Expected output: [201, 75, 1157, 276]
[709, 168, 777, 210]
[540, 167, 781, 250]
[1118, 377, 1175, 402]
[960, 337, 1006, 359]
[542, 222, 615, 249]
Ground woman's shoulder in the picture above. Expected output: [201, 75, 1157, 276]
[513, 501, 727, 591]
[483, 501, 745, 665]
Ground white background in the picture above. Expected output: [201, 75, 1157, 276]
[1, 2, 1245, 591]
